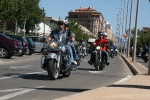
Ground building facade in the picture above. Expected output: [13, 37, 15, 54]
[68, 7, 105, 35]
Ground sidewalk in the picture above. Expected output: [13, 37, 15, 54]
[55, 54, 150, 100]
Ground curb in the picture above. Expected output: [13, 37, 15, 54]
[120, 54, 148, 75]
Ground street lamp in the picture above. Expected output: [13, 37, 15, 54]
[132, 0, 140, 62]
[127, 0, 133, 58]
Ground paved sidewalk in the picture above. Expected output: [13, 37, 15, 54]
[55, 54, 150, 100]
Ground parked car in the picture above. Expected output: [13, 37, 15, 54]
[0, 33, 23, 58]
[25, 37, 35, 55]
[26, 36, 45, 54]
[5, 34, 28, 56]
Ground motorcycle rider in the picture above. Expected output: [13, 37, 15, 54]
[78, 38, 87, 56]
[88, 31, 110, 66]
[141, 42, 149, 57]
[49, 20, 77, 68]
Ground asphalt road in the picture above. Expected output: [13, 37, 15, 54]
[0, 54, 133, 100]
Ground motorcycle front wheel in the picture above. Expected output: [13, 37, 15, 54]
[47, 59, 59, 80]
[94, 53, 99, 71]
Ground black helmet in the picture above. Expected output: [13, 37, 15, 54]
[98, 31, 103, 37]
[58, 20, 65, 25]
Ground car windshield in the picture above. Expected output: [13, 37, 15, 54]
[34, 37, 40, 42]
[22, 37, 27, 42]
[28, 38, 34, 45]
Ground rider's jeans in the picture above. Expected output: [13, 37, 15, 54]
[102, 50, 109, 62]
[70, 45, 78, 60]
[65, 45, 74, 64]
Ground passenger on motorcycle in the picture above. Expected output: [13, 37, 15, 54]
[49, 20, 77, 67]
[64, 20, 78, 65]
[88, 31, 110, 65]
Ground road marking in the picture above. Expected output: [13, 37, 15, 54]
[84, 60, 87, 61]
[113, 74, 133, 84]
[0, 88, 23, 92]
[10, 65, 34, 69]
[88, 71, 106, 73]
[0, 71, 46, 80]
[0, 86, 45, 100]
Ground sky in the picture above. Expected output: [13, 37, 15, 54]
[40, 0, 150, 36]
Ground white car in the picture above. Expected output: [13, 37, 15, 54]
[26, 36, 45, 54]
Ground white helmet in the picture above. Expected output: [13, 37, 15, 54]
[103, 32, 107, 36]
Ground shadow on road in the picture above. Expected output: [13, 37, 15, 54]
[77, 67, 95, 71]
[22, 87, 91, 93]
[109, 84, 150, 90]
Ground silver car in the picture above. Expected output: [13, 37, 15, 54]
[26, 36, 45, 54]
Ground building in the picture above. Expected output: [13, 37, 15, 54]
[44, 17, 58, 30]
[142, 27, 150, 33]
[68, 6, 105, 35]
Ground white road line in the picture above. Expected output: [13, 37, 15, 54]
[0, 86, 45, 100]
[0, 71, 46, 80]
[88, 71, 106, 73]
[0, 88, 23, 92]
[10, 65, 34, 69]
[113, 74, 133, 84]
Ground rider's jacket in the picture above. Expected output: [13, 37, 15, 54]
[50, 30, 67, 45]
[93, 39, 108, 51]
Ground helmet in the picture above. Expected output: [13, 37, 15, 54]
[58, 20, 65, 25]
[97, 31, 103, 37]
[69, 31, 75, 37]
[103, 32, 107, 36]
[64, 20, 69, 27]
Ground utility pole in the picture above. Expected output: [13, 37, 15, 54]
[43, 7, 45, 37]
[23, 20, 26, 37]
[132, 0, 140, 62]
[121, 0, 125, 54]
[127, 0, 133, 57]
[124, 0, 129, 55]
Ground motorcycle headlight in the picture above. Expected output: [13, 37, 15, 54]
[48, 41, 58, 49]
[96, 46, 101, 50]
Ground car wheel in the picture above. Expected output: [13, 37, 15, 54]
[0, 47, 9, 58]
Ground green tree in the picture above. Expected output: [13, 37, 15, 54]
[0, 0, 18, 33]
[68, 20, 94, 42]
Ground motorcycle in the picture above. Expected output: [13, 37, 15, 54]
[110, 48, 114, 58]
[93, 44, 106, 71]
[41, 40, 75, 80]
[114, 48, 118, 56]
[141, 52, 149, 63]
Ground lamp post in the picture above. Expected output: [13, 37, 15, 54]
[124, 0, 129, 55]
[121, 0, 125, 54]
[132, 0, 140, 62]
[127, 0, 133, 58]
[116, 7, 122, 49]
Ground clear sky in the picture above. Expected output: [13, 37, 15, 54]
[40, 0, 150, 36]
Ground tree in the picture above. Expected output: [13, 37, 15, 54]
[68, 20, 94, 42]
[0, 0, 18, 33]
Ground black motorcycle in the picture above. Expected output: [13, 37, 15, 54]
[93, 44, 106, 71]
[109, 47, 114, 58]
[141, 51, 149, 63]
[41, 40, 75, 80]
